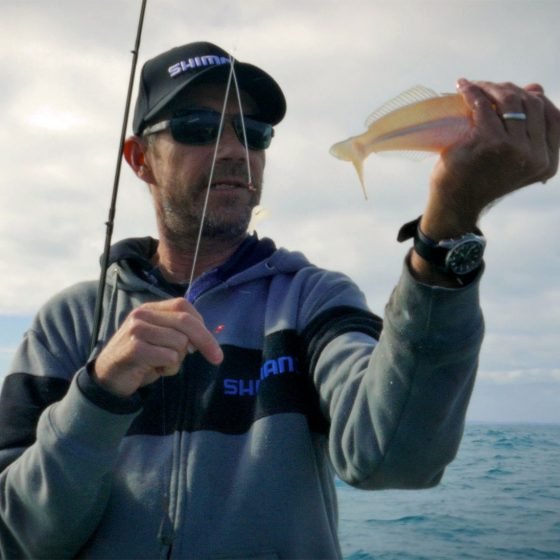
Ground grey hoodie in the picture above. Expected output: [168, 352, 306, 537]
[0, 235, 483, 559]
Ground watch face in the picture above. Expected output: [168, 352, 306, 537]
[445, 239, 485, 275]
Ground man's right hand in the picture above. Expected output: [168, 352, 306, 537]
[92, 298, 223, 397]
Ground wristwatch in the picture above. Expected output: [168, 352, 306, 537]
[398, 216, 486, 279]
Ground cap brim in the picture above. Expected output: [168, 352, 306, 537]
[142, 61, 286, 129]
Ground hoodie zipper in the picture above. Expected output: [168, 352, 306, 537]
[158, 355, 192, 558]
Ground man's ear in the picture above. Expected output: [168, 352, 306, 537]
[123, 136, 154, 184]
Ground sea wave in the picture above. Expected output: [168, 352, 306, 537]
[337, 424, 560, 560]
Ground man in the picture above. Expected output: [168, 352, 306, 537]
[0, 41, 558, 559]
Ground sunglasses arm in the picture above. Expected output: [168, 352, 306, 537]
[142, 120, 171, 137]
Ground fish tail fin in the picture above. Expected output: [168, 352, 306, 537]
[352, 159, 367, 200]
[329, 139, 368, 199]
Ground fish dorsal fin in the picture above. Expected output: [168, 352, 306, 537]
[365, 85, 440, 128]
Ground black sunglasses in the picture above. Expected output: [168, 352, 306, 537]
[142, 109, 274, 151]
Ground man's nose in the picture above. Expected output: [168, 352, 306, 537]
[217, 121, 247, 157]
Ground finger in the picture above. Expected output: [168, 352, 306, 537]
[459, 80, 556, 185]
[472, 81, 533, 139]
[180, 315, 224, 365]
[127, 299, 222, 365]
[129, 300, 203, 343]
[127, 318, 192, 359]
[166, 305, 223, 364]
[140, 297, 205, 323]
[517, 87, 558, 183]
[456, 78, 503, 136]
[539, 93, 560, 182]
[150, 299, 224, 365]
[524, 83, 545, 96]
[523, 93, 549, 182]
[122, 319, 183, 365]
[169, 299, 223, 364]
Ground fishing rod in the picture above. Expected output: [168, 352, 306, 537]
[89, 0, 148, 355]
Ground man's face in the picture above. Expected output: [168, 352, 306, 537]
[145, 82, 266, 246]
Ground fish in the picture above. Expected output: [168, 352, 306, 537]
[329, 85, 473, 199]
[248, 205, 270, 232]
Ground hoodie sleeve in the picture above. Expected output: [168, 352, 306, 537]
[300, 260, 484, 489]
[0, 284, 141, 559]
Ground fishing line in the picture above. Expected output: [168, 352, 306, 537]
[185, 56, 252, 297]
[82, 0, 254, 547]
[231, 67, 253, 189]
[89, 0, 148, 354]
[160, 57, 252, 548]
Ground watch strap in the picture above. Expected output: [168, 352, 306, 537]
[414, 226, 448, 267]
[397, 216, 423, 243]
[397, 216, 484, 246]
[397, 216, 485, 283]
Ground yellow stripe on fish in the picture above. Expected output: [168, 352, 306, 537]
[329, 85, 472, 199]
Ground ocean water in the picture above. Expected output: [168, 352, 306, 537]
[336, 423, 560, 560]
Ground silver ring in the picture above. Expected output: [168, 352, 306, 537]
[502, 112, 527, 121]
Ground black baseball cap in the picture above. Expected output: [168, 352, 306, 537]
[132, 41, 287, 135]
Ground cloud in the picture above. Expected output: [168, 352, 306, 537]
[0, 345, 17, 358]
[25, 107, 87, 132]
[1, 0, 559, 423]
[479, 368, 560, 384]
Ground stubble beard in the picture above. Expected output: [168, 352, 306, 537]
[157, 175, 261, 249]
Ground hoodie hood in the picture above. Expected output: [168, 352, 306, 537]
[103, 235, 313, 299]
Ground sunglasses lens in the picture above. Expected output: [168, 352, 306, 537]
[234, 116, 273, 150]
[169, 111, 273, 150]
[170, 112, 221, 145]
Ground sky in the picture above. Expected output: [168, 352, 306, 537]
[1, 0, 559, 423]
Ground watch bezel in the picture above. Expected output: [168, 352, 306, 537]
[415, 227, 486, 277]
[441, 235, 487, 275]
